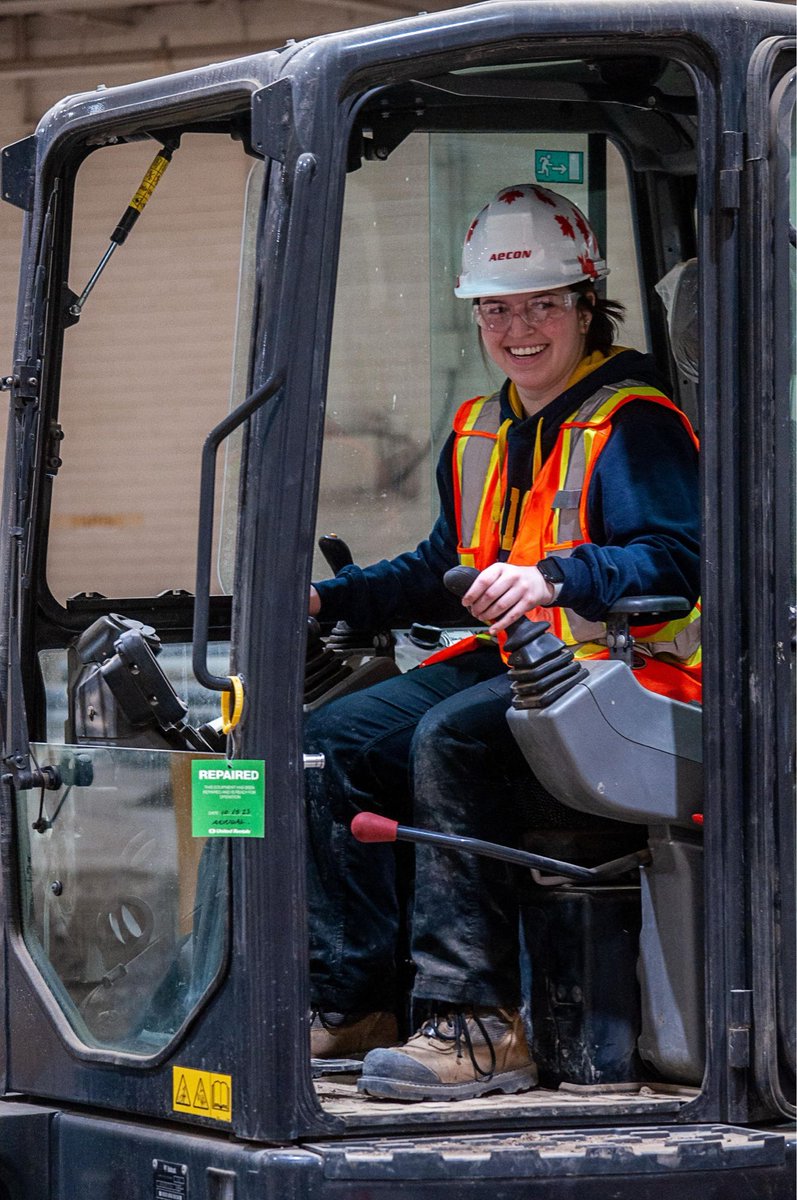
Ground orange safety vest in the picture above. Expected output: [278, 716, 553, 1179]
[427, 379, 702, 704]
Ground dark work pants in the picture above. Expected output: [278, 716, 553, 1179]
[304, 646, 549, 1014]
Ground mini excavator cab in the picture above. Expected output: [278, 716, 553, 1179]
[0, 3, 792, 1197]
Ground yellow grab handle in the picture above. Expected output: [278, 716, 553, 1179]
[221, 675, 245, 734]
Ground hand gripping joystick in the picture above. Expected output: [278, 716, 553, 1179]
[317, 535, 394, 660]
[442, 565, 588, 710]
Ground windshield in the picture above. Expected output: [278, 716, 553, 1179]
[315, 129, 648, 575]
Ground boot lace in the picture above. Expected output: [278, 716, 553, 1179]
[422, 1008, 497, 1081]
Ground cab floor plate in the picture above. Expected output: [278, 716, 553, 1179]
[315, 1079, 696, 1129]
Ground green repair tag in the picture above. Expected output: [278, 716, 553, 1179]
[191, 760, 265, 838]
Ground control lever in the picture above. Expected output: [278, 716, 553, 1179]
[351, 811, 648, 883]
[319, 534, 354, 576]
[317, 535, 394, 660]
[442, 565, 587, 707]
[443, 565, 549, 651]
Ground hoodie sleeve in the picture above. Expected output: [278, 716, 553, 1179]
[313, 432, 465, 628]
[555, 400, 700, 621]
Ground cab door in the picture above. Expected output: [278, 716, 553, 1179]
[0, 65, 320, 1141]
[742, 35, 796, 1121]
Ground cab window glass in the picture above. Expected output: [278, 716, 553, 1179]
[428, 133, 647, 467]
[318, 126, 647, 576]
[16, 742, 227, 1056]
[47, 134, 250, 602]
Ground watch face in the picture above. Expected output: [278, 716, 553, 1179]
[539, 558, 565, 584]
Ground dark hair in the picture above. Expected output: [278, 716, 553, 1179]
[570, 281, 626, 356]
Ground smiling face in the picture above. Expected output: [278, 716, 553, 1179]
[477, 287, 593, 416]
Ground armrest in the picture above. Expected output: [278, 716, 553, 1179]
[606, 595, 691, 664]
[608, 595, 691, 619]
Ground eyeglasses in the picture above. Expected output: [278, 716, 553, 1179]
[473, 292, 578, 333]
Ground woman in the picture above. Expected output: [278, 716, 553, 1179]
[305, 185, 700, 1102]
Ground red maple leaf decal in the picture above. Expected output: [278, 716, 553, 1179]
[574, 210, 592, 244]
[555, 214, 576, 240]
[532, 187, 557, 207]
[578, 253, 598, 279]
[499, 188, 525, 205]
[466, 217, 479, 243]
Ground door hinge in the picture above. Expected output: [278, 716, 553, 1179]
[45, 420, 64, 477]
[728, 988, 752, 1068]
[252, 78, 293, 163]
[2, 361, 40, 404]
[1, 134, 36, 212]
[719, 130, 744, 211]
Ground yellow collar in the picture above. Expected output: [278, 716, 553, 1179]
[507, 346, 628, 418]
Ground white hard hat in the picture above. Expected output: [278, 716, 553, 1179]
[455, 184, 609, 299]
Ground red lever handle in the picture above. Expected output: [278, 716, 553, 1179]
[351, 812, 399, 843]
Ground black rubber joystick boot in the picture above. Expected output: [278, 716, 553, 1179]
[304, 616, 352, 704]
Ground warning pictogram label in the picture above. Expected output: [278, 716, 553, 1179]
[172, 1066, 232, 1122]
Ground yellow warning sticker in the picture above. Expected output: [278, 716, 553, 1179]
[172, 1066, 232, 1122]
[129, 155, 170, 213]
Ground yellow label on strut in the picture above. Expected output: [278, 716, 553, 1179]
[129, 155, 170, 213]
[172, 1065, 232, 1122]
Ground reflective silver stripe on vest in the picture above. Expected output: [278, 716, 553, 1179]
[551, 381, 643, 641]
[458, 393, 502, 548]
[551, 382, 638, 545]
[547, 380, 700, 657]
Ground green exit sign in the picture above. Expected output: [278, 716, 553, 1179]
[534, 149, 584, 185]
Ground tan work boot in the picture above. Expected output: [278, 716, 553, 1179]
[310, 1010, 399, 1060]
[358, 1007, 537, 1100]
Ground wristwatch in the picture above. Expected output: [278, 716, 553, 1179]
[536, 557, 566, 587]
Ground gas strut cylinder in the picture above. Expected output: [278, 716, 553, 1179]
[69, 140, 178, 318]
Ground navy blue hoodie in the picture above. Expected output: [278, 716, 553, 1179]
[315, 349, 700, 630]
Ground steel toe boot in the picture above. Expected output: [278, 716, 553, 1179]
[310, 1010, 399, 1060]
[358, 1006, 538, 1100]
